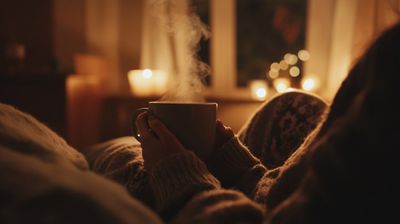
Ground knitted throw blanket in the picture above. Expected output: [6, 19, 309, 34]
[239, 91, 328, 169]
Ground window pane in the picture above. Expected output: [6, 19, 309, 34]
[236, 0, 307, 87]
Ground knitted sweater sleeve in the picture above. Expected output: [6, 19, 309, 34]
[207, 136, 267, 197]
[172, 189, 265, 224]
[148, 150, 220, 220]
[149, 150, 265, 223]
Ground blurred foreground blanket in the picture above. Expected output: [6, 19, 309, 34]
[0, 103, 162, 224]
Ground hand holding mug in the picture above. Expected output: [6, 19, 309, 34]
[136, 112, 185, 170]
[132, 101, 217, 160]
[214, 120, 235, 150]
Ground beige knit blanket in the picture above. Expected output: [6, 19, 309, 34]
[0, 103, 161, 224]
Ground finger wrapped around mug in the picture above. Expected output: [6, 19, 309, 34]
[147, 115, 183, 148]
[136, 113, 186, 170]
[135, 111, 157, 140]
[133, 101, 217, 160]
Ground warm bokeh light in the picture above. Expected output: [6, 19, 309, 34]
[249, 79, 268, 101]
[142, 69, 153, 79]
[279, 60, 289, 70]
[270, 62, 280, 72]
[284, 53, 291, 61]
[302, 77, 318, 91]
[298, 49, 310, 61]
[284, 53, 298, 65]
[256, 88, 267, 98]
[289, 66, 300, 77]
[273, 78, 290, 93]
[285, 87, 297, 92]
[128, 69, 168, 96]
[268, 70, 279, 79]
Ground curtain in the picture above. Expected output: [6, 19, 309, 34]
[308, 0, 400, 99]
[140, 0, 191, 86]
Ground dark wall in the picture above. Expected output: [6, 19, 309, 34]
[0, 0, 54, 75]
[118, 0, 144, 92]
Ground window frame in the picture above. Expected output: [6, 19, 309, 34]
[205, 0, 253, 100]
[205, 0, 312, 100]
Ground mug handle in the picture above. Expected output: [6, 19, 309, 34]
[132, 108, 150, 142]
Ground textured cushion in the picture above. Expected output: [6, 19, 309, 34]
[238, 91, 328, 169]
[86, 137, 155, 208]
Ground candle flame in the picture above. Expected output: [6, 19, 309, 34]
[256, 88, 267, 99]
[250, 80, 268, 100]
[142, 69, 153, 79]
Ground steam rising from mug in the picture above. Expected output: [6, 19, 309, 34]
[148, 0, 210, 102]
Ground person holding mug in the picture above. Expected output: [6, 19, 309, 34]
[133, 90, 326, 223]
[88, 23, 400, 224]
[132, 101, 218, 161]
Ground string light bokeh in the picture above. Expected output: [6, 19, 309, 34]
[266, 49, 318, 94]
[248, 49, 320, 101]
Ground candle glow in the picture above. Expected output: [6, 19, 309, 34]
[301, 77, 319, 91]
[249, 80, 268, 101]
[128, 69, 168, 97]
[273, 78, 291, 93]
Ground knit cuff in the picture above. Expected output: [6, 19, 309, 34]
[216, 136, 261, 170]
[208, 136, 263, 187]
[149, 150, 220, 215]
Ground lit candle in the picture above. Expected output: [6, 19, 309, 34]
[66, 75, 101, 147]
[127, 69, 168, 97]
[249, 79, 268, 101]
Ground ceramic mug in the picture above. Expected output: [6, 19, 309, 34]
[132, 101, 217, 159]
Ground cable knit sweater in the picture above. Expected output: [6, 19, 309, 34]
[151, 132, 321, 224]
[88, 136, 269, 223]
[2, 23, 399, 223]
